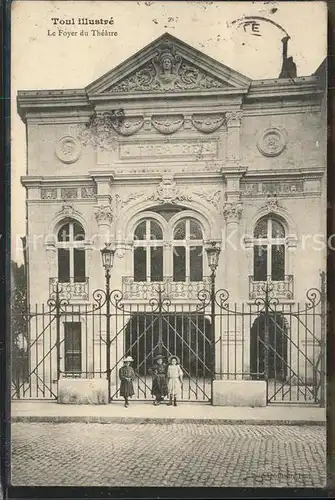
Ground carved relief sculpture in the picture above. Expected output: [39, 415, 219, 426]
[81, 186, 97, 199]
[222, 202, 243, 223]
[191, 114, 225, 134]
[41, 188, 57, 200]
[225, 111, 243, 127]
[74, 113, 118, 152]
[57, 203, 76, 217]
[263, 194, 280, 211]
[257, 128, 287, 157]
[149, 175, 192, 204]
[116, 191, 145, 209]
[55, 136, 82, 164]
[61, 188, 78, 200]
[94, 205, 114, 225]
[106, 42, 228, 93]
[151, 115, 184, 134]
[193, 188, 222, 211]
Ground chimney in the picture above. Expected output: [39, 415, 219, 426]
[279, 36, 297, 79]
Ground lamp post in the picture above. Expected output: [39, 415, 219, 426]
[100, 244, 115, 403]
[206, 241, 221, 385]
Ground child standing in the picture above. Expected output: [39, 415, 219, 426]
[167, 355, 183, 406]
[149, 354, 168, 405]
[119, 356, 135, 408]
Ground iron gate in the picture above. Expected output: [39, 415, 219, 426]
[12, 274, 326, 405]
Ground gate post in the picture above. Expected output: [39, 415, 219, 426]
[264, 282, 270, 403]
[55, 283, 61, 381]
[319, 270, 326, 408]
[106, 268, 111, 403]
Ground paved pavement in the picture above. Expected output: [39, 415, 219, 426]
[11, 422, 326, 488]
[12, 401, 326, 425]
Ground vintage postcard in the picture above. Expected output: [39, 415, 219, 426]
[10, 0, 327, 490]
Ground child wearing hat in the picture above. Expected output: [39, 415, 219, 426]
[119, 356, 135, 408]
[167, 356, 183, 406]
[149, 354, 168, 405]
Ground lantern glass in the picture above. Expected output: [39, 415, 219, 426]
[206, 243, 221, 272]
[101, 245, 115, 271]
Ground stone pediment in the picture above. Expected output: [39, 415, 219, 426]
[86, 33, 251, 95]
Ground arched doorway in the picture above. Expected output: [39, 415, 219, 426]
[123, 312, 213, 401]
[250, 313, 288, 381]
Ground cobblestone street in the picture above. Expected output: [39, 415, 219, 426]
[11, 423, 326, 488]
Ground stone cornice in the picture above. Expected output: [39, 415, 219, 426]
[244, 167, 325, 179]
[248, 76, 323, 99]
[21, 175, 94, 187]
[17, 90, 91, 122]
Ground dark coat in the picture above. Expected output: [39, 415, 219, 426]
[149, 362, 168, 397]
[119, 365, 135, 398]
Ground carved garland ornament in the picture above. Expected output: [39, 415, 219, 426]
[192, 114, 225, 134]
[110, 116, 144, 136]
[151, 115, 184, 135]
[106, 42, 228, 93]
[257, 128, 287, 157]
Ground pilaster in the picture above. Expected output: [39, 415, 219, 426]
[225, 111, 242, 162]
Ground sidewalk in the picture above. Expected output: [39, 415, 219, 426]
[11, 400, 327, 425]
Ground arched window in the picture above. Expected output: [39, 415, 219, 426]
[133, 219, 164, 282]
[57, 220, 86, 283]
[253, 216, 286, 281]
[172, 219, 203, 282]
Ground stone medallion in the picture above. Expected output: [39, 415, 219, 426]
[257, 128, 287, 157]
[55, 136, 82, 164]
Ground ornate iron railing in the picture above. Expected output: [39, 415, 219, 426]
[49, 277, 89, 301]
[122, 276, 211, 300]
[249, 275, 294, 300]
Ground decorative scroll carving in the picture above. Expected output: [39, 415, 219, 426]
[55, 136, 81, 164]
[110, 116, 144, 136]
[151, 115, 184, 135]
[106, 42, 228, 93]
[193, 189, 221, 211]
[94, 205, 114, 224]
[116, 191, 145, 209]
[225, 111, 243, 127]
[222, 202, 243, 223]
[81, 186, 97, 199]
[61, 188, 78, 200]
[41, 188, 57, 200]
[257, 128, 287, 157]
[192, 114, 225, 134]
[148, 175, 192, 205]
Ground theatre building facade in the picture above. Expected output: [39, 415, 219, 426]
[16, 34, 326, 405]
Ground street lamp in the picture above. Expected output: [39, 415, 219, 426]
[100, 243, 115, 402]
[205, 242, 221, 388]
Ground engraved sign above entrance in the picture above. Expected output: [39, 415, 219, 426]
[119, 140, 218, 160]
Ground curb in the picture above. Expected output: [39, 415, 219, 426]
[11, 416, 326, 426]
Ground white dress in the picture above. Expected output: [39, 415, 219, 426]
[167, 364, 183, 397]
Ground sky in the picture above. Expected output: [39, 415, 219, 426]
[11, 0, 327, 262]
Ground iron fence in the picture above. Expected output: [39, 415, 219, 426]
[12, 273, 326, 406]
